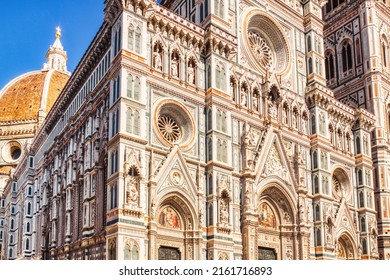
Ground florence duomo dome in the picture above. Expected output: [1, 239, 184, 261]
[0, 27, 70, 193]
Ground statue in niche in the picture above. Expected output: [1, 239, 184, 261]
[302, 117, 307, 133]
[292, 112, 297, 129]
[325, 223, 332, 245]
[243, 128, 255, 147]
[198, 207, 203, 227]
[337, 133, 342, 149]
[252, 95, 258, 111]
[268, 98, 277, 119]
[244, 190, 251, 208]
[297, 146, 306, 165]
[298, 197, 306, 223]
[126, 166, 140, 204]
[282, 107, 288, 124]
[240, 89, 247, 107]
[230, 81, 236, 100]
[187, 61, 195, 84]
[171, 54, 179, 78]
[284, 210, 291, 223]
[220, 199, 229, 224]
[371, 234, 377, 254]
[126, 177, 139, 204]
[153, 44, 163, 71]
[242, 125, 256, 171]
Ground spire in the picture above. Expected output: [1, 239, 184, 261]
[43, 27, 70, 74]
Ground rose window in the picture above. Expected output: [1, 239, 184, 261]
[158, 114, 182, 143]
[333, 177, 343, 197]
[248, 32, 273, 70]
[241, 10, 291, 75]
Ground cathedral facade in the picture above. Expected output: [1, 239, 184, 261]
[0, 0, 389, 260]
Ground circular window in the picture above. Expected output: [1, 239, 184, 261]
[332, 169, 352, 200]
[248, 32, 273, 70]
[154, 99, 195, 149]
[241, 9, 291, 75]
[11, 147, 21, 160]
[158, 115, 182, 143]
[1, 141, 22, 163]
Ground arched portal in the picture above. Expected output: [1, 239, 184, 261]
[256, 185, 297, 260]
[336, 233, 356, 260]
[155, 194, 198, 260]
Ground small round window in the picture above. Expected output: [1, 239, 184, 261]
[11, 147, 21, 160]
[1, 141, 22, 163]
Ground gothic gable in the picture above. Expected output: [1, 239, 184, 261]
[155, 146, 197, 203]
[254, 129, 297, 189]
[334, 200, 357, 240]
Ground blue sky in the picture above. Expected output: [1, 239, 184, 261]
[0, 0, 104, 89]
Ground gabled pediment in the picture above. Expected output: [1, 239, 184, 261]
[254, 129, 297, 189]
[334, 200, 357, 238]
[154, 146, 197, 203]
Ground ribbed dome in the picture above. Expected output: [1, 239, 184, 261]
[0, 70, 70, 122]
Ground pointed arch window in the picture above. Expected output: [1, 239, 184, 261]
[325, 52, 335, 80]
[113, 25, 122, 56]
[222, 141, 228, 163]
[127, 75, 140, 101]
[124, 242, 139, 260]
[307, 35, 312, 52]
[367, 192, 373, 209]
[355, 136, 361, 154]
[25, 238, 30, 251]
[363, 135, 369, 155]
[221, 112, 227, 132]
[313, 175, 319, 194]
[312, 150, 318, 169]
[216, 65, 221, 89]
[207, 138, 213, 162]
[359, 191, 365, 208]
[217, 139, 222, 161]
[308, 58, 313, 74]
[216, 110, 227, 133]
[362, 238, 367, 254]
[126, 108, 140, 136]
[341, 41, 353, 73]
[214, 0, 224, 19]
[109, 184, 118, 210]
[207, 202, 213, 226]
[355, 37, 362, 65]
[108, 240, 117, 260]
[381, 37, 389, 70]
[360, 217, 366, 232]
[128, 25, 141, 54]
[357, 169, 363, 186]
[215, 64, 226, 91]
[315, 228, 322, 246]
[26, 202, 32, 216]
